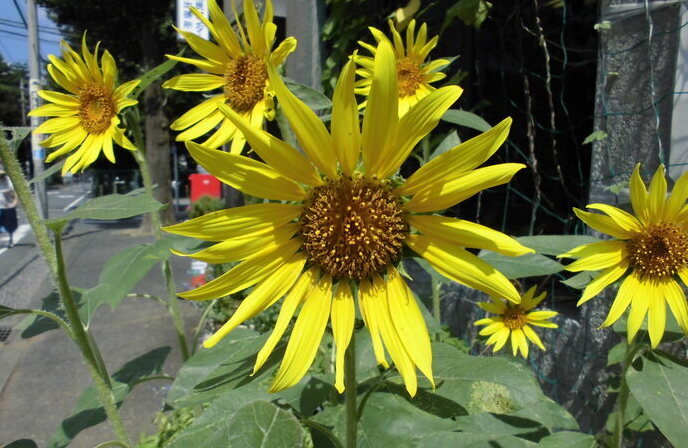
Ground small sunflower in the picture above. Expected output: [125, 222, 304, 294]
[474, 286, 558, 358]
[28, 35, 139, 174]
[355, 19, 450, 116]
[560, 164, 688, 348]
[165, 41, 530, 396]
[163, 0, 296, 153]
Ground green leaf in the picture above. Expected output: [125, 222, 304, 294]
[284, 78, 332, 111]
[517, 235, 600, 257]
[47, 347, 171, 448]
[606, 341, 626, 366]
[429, 130, 461, 160]
[131, 50, 182, 99]
[478, 252, 563, 279]
[538, 431, 596, 447]
[28, 160, 65, 185]
[417, 432, 537, 448]
[626, 351, 688, 447]
[454, 412, 546, 438]
[2, 126, 31, 153]
[582, 130, 608, 145]
[166, 328, 271, 407]
[169, 400, 305, 448]
[5, 440, 39, 448]
[80, 238, 173, 324]
[442, 0, 493, 31]
[45, 192, 162, 228]
[441, 109, 491, 132]
[17, 291, 80, 338]
[561, 271, 596, 290]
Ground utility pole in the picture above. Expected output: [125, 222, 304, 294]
[27, 0, 48, 218]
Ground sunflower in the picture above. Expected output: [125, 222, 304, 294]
[28, 35, 139, 175]
[474, 286, 558, 358]
[162, 0, 296, 153]
[355, 19, 450, 116]
[165, 41, 530, 396]
[560, 164, 688, 348]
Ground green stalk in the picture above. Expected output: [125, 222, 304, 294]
[1, 131, 131, 446]
[431, 277, 442, 340]
[612, 340, 644, 448]
[344, 333, 357, 448]
[132, 143, 190, 361]
[55, 233, 131, 445]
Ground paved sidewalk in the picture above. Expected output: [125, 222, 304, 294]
[0, 212, 200, 447]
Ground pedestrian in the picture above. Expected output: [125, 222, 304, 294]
[0, 168, 18, 248]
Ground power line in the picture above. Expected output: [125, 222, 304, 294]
[0, 18, 66, 37]
[0, 29, 62, 45]
[11, 0, 28, 29]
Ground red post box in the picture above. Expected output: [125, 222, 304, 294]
[189, 173, 221, 202]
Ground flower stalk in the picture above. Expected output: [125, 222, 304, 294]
[612, 340, 645, 448]
[344, 334, 357, 448]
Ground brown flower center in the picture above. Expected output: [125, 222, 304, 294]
[627, 223, 688, 279]
[502, 306, 527, 330]
[223, 54, 267, 113]
[397, 57, 423, 97]
[300, 176, 408, 280]
[78, 84, 115, 134]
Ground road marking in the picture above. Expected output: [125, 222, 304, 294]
[57, 194, 76, 199]
[0, 224, 31, 256]
[63, 193, 87, 212]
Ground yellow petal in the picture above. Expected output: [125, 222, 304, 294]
[34, 117, 81, 134]
[28, 103, 77, 118]
[577, 260, 629, 306]
[331, 57, 361, 175]
[586, 203, 642, 234]
[170, 95, 224, 131]
[37, 89, 79, 106]
[376, 85, 461, 179]
[332, 281, 356, 393]
[522, 325, 545, 351]
[186, 141, 306, 201]
[270, 37, 297, 66]
[573, 208, 633, 240]
[629, 164, 649, 223]
[600, 274, 636, 327]
[386, 268, 433, 386]
[176, 27, 228, 64]
[218, 103, 322, 187]
[563, 241, 627, 272]
[406, 233, 521, 304]
[361, 40, 399, 177]
[270, 274, 332, 392]
[647, 281, 666, 348]
[627, 282, 650, 342]
[173, 222, 299, 263]
[204, 252, 306, 348]
[180, 238, 301, 301]
[243, 0, 265, 55]
[487, 327, 510, 352]
[647, 165, 667, 223]
[163, 202, 301, 241]
[266, 62, 337, 178]
[409, 214, 532, 257]
[666, 275, 688, 333]
[358, 278, 389, 368]
[371, 275, 418, 396]
[253, 268, 318, 373]
[175, 110, 225, 141]
[405, 163, 525, 213]
[205, 0, 243, 55]
[162, 73, 225, 91]
[397, 117, 512, 196]
[665, 170, 688, 221]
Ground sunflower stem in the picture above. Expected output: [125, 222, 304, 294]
[344, 333, 357, 448]
[55, 232, 132, 446]
[132, 148, 190, 361]
[612, 339, 644, 448]
[431, 276, 442, 340]
[0, 131, 131, 446]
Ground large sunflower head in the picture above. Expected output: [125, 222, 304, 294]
[560, 164, 688, 348]
[163, 0, 296, 153]
[165, 41, 530, 396]
[474, 286, 558, 358]
[355, 19, 450, 117]
[28, 34, 140, 175]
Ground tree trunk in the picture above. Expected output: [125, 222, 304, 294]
[140, 26, 174, 230]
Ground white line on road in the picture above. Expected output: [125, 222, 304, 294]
[0, 224, 31, 256]
[63, 194, 87, 212]
[57, 194, 76, 199]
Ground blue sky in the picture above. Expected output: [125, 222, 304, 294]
[0, 1, 63, 65]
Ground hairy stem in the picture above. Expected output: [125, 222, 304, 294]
[612, 340, 645, 448]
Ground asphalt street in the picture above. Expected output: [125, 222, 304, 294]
[0, 179, 200, 447]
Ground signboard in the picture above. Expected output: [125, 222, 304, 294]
[176, 0, 209, 40]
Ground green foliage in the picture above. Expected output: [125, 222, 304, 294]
[285, 78, 333, 111]
[582, 130, 608, 145]
[441, 109, 492, 132]
[442, 0, 493, 31]
[187, 195, 225, 219]
[626, 351, 688, 447]
[45, 191, 163, 230]
[47, 347, 171, 448]
[479, 252, 563, 279]
[131, 51, 182, 100]
[136, 407, 196, 448]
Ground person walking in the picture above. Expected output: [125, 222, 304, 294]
[0, 168, 18, 248]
